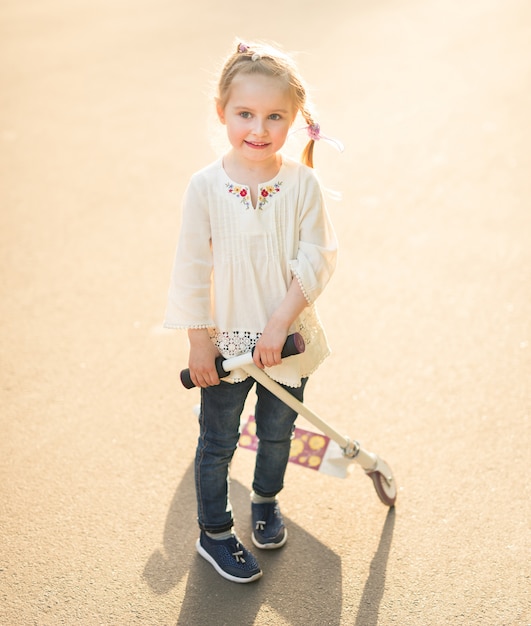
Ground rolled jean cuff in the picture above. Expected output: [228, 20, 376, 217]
[251, 488, 280, 499]
[199, 520, 234, 534]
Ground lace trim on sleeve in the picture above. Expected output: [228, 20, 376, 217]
[163, 323, 213, 330]
[291, 270, 312, 304]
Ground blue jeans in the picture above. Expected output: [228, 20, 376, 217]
[195, 376, 307, 533]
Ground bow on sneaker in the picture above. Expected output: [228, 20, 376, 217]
[196, 531, 262, 583]
[251, 501, 288, 549]
[233, 548, 246, 563]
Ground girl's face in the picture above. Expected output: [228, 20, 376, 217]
[217, 73, 297, 166]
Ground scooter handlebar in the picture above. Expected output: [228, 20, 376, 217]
[180, 332, 305, 389]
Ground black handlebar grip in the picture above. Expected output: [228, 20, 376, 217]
[279, 332, 306, 358]
[180, 332, 305, 389]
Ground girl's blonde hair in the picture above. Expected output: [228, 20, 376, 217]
[216, 40, 318, 168]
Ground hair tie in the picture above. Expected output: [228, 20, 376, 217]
[307, 123, 321, 141]
[237, 42, 261, 61]
[291, 124, 344, 152]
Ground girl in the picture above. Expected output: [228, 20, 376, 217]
[164, 40, 339, 583]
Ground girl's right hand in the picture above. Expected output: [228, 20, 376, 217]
[187, 329, 221, 388]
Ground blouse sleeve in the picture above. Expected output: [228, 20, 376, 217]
[163, 174, 214, 329]
[289, 170, 338, 304]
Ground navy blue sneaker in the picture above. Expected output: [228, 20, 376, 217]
[251, 501, 288, 549]
[196, 531, 262, 583]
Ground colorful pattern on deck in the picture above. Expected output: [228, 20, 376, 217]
[239, 415, 331, 471]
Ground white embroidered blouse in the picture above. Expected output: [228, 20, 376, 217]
[164, 155, 338, 387]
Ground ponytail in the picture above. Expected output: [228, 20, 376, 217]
[301, 140, 315, 168]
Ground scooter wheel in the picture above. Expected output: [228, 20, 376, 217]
[368, 470, 397, 507]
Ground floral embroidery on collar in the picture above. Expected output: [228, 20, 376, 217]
[257, 182, 282, 210]
[226, 181, 282, 210]
[226, 183, 250, 208]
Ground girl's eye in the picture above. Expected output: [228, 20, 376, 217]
[269, 114, 281, 121]
[239, 111, 252, 119]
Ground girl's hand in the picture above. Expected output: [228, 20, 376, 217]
[187, 329, 221, 388]
[253, 326, 288, 369]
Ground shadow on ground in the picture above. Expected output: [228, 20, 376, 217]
[355, 508, 395, 626]
[143, 463, 342, 624]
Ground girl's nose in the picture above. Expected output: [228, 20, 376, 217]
[253, 118, 267, 135]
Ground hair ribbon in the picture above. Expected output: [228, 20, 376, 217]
[291, 123, 344, 152]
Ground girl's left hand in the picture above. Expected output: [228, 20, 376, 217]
[253, 326, 288, 369]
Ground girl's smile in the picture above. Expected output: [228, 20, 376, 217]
[244, 140, 273, 153]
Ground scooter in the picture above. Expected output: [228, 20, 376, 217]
[181, 333, 396, 506]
